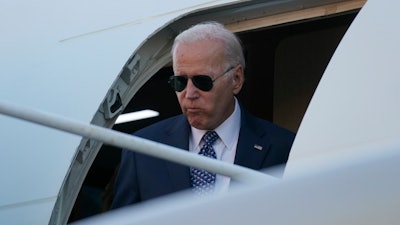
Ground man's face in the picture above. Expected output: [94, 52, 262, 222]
[172, 40, 244, 130]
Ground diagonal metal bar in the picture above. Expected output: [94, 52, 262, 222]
[0, 100, 272, 183]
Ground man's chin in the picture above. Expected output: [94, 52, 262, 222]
[187, 118, 206, 130]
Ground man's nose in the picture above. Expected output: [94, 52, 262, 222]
[185, 79, 199, 98]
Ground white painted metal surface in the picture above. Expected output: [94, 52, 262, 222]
[70, 141, 400, 225]
[286, 0, 400, 172]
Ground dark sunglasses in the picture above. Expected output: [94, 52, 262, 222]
[168, 66, 235, 92]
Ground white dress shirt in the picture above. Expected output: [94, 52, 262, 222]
[190, 98, 241, 193]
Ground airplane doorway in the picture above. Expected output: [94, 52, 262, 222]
[69, 10, 358, 222]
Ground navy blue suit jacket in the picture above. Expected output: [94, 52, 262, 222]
[111, 105, 295, 209]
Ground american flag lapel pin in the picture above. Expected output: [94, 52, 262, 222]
[254, 144, 263, 151]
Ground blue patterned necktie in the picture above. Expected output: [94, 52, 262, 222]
[190, 131, 219, 196]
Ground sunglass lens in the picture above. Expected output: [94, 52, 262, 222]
[168, 75, 213, 92]
[192, 75, 213, 91]
[169, 76, 187, 92]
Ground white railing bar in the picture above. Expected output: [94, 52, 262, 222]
[0, 100, 272, 183]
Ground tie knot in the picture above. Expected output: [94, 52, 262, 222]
[203, 131, 218, 146]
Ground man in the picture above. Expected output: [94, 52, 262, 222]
[111, 21, 295, 208]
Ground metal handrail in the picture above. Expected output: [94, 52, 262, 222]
[0, 100, 272, 183]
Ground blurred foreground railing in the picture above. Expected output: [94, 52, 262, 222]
[0, 100, 271, 183]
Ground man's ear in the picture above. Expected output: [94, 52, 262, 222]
[232, 65, 244, 95]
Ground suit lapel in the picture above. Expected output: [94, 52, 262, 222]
[234, 107, 271, 170]
[162, 115, 192, 190]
